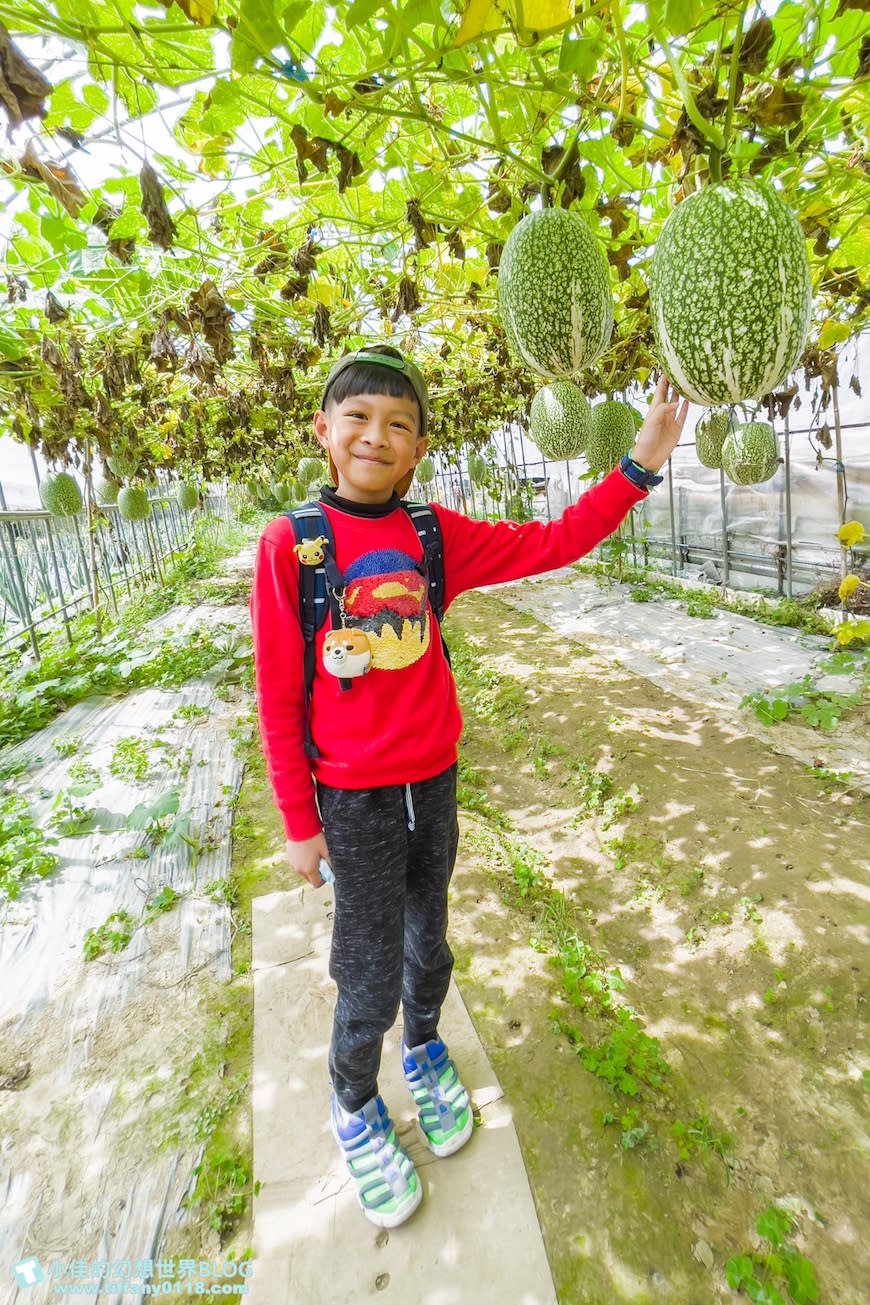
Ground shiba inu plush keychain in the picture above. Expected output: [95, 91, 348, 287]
[322, 585, 372, 679]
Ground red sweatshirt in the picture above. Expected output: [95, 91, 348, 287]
[250, 466, 646, 841]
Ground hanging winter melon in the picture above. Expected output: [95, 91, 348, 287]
[40, 472, 83, 517]
[649, 178, 812, 406]
[175, 483, 198, 511]
[721, 422, 779, 485]
[529, 381, 591, 460]
[117, 486, 151, 520]
[298, 457, 324, 485]
[415, 455, 435, 485]
[696, 410, 730, 470]
[468, 452, 487, 485]
[106, 452, 138, 479]
[95, 477, 120, 506]
[497, 208, 614, 379]
[586, 401, 636, 475]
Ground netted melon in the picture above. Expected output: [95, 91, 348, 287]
[721, 422, 780, 485]
[586, 401, 637, 475]
[696, 410, 730, 470]
[40, 472, 83, 517]
[529, 381, 591, 460]
[117, 486, 151, 520]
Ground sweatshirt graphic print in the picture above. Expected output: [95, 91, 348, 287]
[250, 467, 646, 842]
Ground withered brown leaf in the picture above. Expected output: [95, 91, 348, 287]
[21, 138, 86, 217]
[45, 291, 68, 323]
[140, 162, 176, 250]
[392, 276, 421, 320]
[0, 22, 52, 134]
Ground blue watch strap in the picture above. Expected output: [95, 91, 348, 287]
[619, 453, 664, 489]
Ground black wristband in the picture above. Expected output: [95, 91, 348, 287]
[619, 453, 664, 489]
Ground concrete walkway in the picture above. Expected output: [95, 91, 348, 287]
[250, 885, 557, 1305]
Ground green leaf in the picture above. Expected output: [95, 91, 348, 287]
[558, 33, 604, 80]
[771, 698, 789, 720]
[725, 1255, 756, 1289]
[232, 0, 286, 71]
[755, 1204, 792, 1248]
[663, 0, 701, 36]
[784, 1252, 818, 1304]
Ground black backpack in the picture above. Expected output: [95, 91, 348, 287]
[284, 500, 448, 758]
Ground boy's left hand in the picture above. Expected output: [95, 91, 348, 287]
[629, 374, 690, 474]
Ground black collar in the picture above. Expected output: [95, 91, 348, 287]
[319, 485, 402, 518]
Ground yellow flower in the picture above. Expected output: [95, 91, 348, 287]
[836, 521, 865, 548]
[838, 574, 860, 602]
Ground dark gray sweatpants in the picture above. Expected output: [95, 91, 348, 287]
[315, 762, 459, 1113]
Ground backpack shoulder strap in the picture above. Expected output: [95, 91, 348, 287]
[284, 502, 340, 756]
[284, 502, 333, 640]
[401, 502, 445, 624]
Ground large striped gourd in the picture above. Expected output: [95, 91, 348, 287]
[696, 410, 730, 470]
[497, 209, 614, 379]
[529, 381, 591, 460]
[721, 422, 779, 485]
[649, 178, 811, 405]
[586, 401, 636, 475]
[40, 472, 83, 516]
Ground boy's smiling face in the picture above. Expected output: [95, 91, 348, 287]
[313, 389, 427, 504]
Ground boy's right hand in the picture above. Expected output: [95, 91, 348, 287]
[286, 832, 331, 888]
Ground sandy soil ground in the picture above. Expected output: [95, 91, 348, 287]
[445, 587, 870, 1305]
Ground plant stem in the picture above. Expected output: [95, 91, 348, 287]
[648, 18, 725, 153]
[721, 4, 746, 158]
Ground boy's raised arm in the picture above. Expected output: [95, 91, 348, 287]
[433, 376, 690, 606]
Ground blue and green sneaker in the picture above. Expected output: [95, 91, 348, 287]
[330, 1093, 422, 1228]
[402, 1037, 474, 1158]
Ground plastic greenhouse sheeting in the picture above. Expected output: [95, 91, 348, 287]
[0, 576, 253, 1305]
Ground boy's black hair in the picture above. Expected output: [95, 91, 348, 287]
[322, 345, 424, 431]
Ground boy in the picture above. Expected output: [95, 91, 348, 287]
[249, 344, 688, 1229]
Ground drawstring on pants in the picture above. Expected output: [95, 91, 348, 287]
[403, 783, 416, 832]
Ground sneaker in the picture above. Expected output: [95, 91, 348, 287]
[330, 1093, 422, 1228]
[402, 1037, 474, 1158]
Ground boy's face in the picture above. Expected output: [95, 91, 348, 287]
[313, 390, 427, 504]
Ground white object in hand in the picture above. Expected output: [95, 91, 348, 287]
[318, 858, 335, 884]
